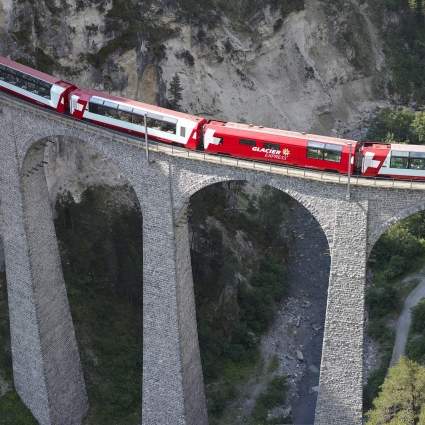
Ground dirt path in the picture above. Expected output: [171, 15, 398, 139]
[390, 271, 425, 366]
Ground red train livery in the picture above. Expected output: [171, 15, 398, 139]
[203, 121, 356, 174]
[1, 54, 425, 180]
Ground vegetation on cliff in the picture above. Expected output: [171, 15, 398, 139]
[367, 108, 425, 144]
[54, 186, 143, 425]
[379, 0, 425, 105]
[366, 357, 425, 425]
[406, 299, 425, 364]
[189, 182, 292, 423]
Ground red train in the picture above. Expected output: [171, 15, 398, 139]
[1, 55, 425, 180]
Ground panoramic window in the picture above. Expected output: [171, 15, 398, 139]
[323, 143, 343, 162]
[307, 141, 342, 162]
[87, 98, 177, 134]
[390, 151, 409, 169]
[307, 141, 325, 159]
[263, 142, 281, 150]
[145, 114, 177, 134]
[239, 139, 256, 147]
[132, 113, 145, 125]
[88, 100, 103, 115]
[0, 64, 52, 99]
[117, 105, 133, 123]
[390, 151, 425, 170]
[409, 152, 425, 170]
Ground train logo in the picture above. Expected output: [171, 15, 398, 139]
[282, 148, 290, 159]
[252, 146, 290, 160]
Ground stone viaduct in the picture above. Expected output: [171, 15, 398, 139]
[0, 91, 425, 425]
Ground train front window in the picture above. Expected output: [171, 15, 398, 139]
[390, 151, 409, 169]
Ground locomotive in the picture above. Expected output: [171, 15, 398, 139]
[1, 55, 425, 180]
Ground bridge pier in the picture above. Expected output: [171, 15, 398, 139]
[141, 162, 207, 425]
[0, 123, 87, 424]
[315, 198, 368, 425]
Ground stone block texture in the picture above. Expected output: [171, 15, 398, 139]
[2, 91, 425, 425]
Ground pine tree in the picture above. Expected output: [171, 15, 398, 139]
[366, 357, 425, 425]
[168, 73, 183, 111]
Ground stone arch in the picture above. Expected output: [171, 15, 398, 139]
[176, 173, 333, 248]
[19, 134, 144, 424]
[19, 130, 119, 177]
[369, 200, 425, 256]
[185, 178, 331, 425]
[178, 172, 334, 284]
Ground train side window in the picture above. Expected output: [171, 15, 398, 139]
[117, 105, 133, 123]
[102, 101, 119, 119]
[240, 139, 256, 147]
[307, 141, 325, 159]
[264, 142, 280, 150]
[323, 143, 343, 162]
[132, 113, 145, 126]
[146, 114, 177, 134]
[146, 115, 177, 134]
[409, 152, 425, 170]
[390, 151, 409, 168]
[180, 126, 186, 137]
[0, 65, 51, 98]
[89, 101, 102, 115]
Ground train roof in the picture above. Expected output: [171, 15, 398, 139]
[73, 88, 204, 122]
[0, 55, 63, 85]
[208, 121, 357, 146]
[390, 143, 425, 152]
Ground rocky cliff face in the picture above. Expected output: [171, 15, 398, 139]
[0, 0, 388, 135]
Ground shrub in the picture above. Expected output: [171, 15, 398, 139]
[251, 376, 289, 423]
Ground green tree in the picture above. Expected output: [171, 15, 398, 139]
[367, 108, 416, 143]
[412, 112, 425, 144]
[366, 357, 425, 425]
[168, 73, 183, 111]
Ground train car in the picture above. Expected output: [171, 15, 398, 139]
[0, 56, 76, 112]
[203, 121, 358, 174]
[361, 142, 425, 179]
[69, 89, 206, 149]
